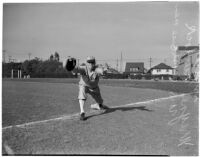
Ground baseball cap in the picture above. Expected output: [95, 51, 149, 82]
[86, 56, 95, 63]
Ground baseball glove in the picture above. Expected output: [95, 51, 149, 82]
[65, 57, 76, 71]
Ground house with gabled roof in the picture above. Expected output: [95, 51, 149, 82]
[148, 63, 174, 75]
[124, 62, 144, 75]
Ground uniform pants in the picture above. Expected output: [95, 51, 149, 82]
[78, 85, 103, 104]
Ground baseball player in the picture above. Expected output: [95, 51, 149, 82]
[66, 56, 109, 121]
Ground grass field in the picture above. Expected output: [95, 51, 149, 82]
[2, 78, 199, 155]
[4, 77, 198, 93]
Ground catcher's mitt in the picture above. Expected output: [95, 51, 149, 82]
[65, 57, 76, 71]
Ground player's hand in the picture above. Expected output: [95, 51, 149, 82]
[65, 56, 76, 71]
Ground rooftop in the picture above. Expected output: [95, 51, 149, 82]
[177, 46, 199, 51]
[125, 62, 144, 73]
[149, 63, 173, 71]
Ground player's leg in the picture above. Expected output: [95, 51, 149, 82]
[89, 86, 109, 110]
[79, 100, 86, 120]
[78, 85, 88, 120]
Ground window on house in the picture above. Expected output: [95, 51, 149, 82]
[166, 69, 169, 72]
[157, 69, 161, 72]
[133, 67, 139, 72]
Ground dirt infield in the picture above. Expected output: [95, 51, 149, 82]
[2, 79, 199, 155]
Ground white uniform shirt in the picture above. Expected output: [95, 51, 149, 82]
[73, 65, 105, 88]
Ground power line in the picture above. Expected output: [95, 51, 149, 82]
[95, 57, 170, 62]
[116, 58, 118, 71]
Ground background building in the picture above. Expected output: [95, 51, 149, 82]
[124, 62, 144, 76]
[148, 63, 174, 75]
[176, 46, 199, 81]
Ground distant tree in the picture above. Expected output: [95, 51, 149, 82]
[19, 55, 75, 78]
[190, 73, 195, 80]
[2, 62, 22, 77]
[54, 52, 59, 62]
[50, 54, 54, 61]
[21, 58, 41, 76]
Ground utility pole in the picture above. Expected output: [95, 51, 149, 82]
[120, 52, 123, 73]
[116, 58, 118, 71]
[190, 55, 192, 78]
[149, 57, 152, 69]
[9, 56, 12, 63]
[28, 53, 32, 60]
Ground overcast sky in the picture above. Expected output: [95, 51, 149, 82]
[3, 2, 199, 69]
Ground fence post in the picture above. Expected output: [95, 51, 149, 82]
[19, 70, 22, 78]
[11, 69, 13, 79]
[18, 70, 20, 79]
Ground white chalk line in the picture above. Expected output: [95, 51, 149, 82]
[2, 93, 195, 130]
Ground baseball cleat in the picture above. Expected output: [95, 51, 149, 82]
[99, 104, 109, 110]
[91, 103, 109, 110]
[91, 103, 101, 110]
[80, 112, 86, 121]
